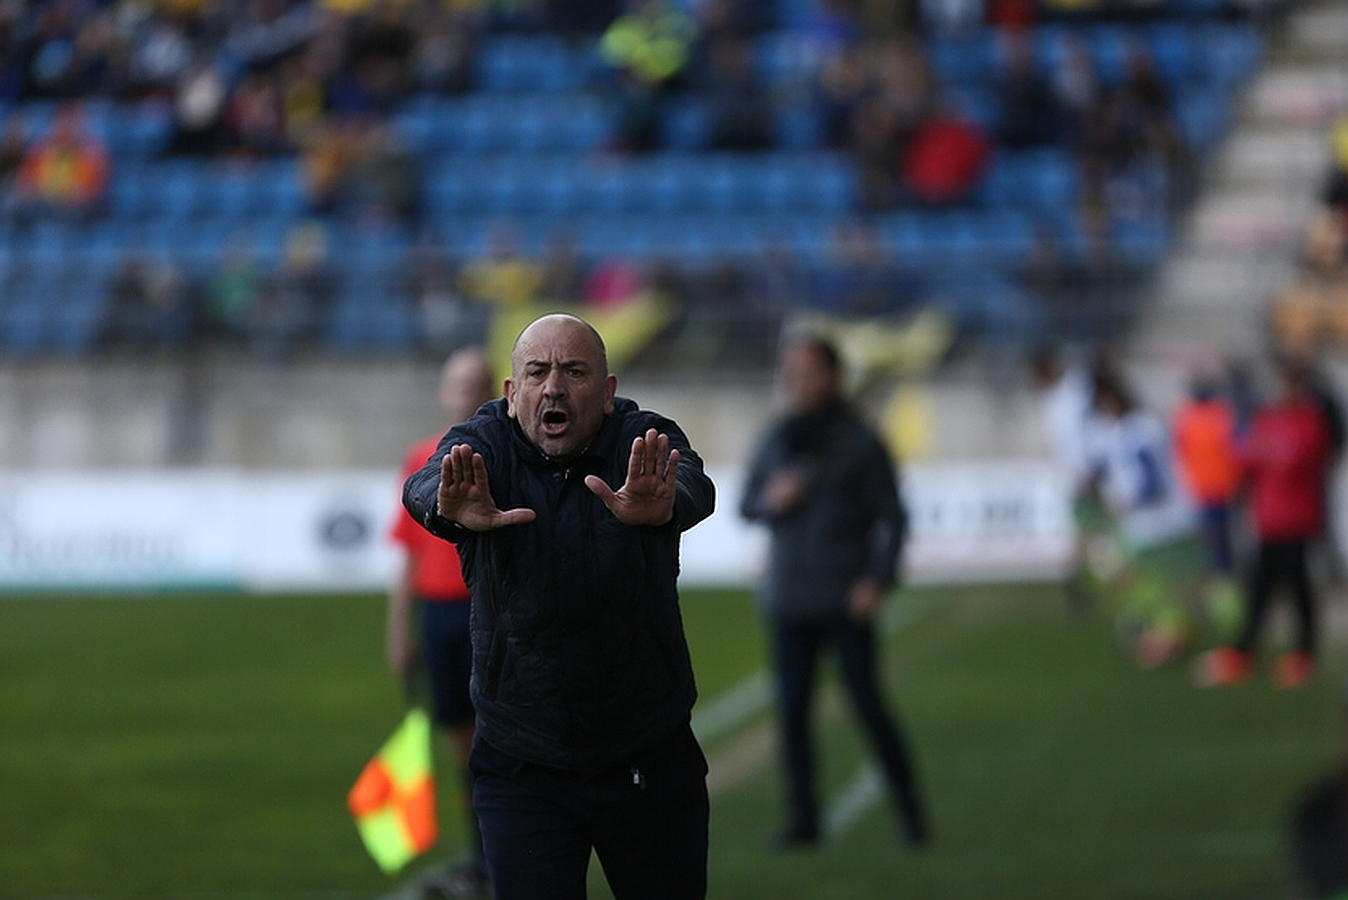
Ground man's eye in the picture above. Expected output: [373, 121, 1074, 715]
[568, 368, 584, 377]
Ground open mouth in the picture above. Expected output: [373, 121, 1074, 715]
[541, 409, 570, 435]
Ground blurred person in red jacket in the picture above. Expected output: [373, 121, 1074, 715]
[388, 347, 495, 898]
[1198, 361, 1333, 689]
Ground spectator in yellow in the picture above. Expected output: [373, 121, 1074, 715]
[459, 222, 544, 308]
[601, 0, 696, 86]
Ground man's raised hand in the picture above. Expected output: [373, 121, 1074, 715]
[437, 443, 536, 531]
[585, 428, 680, 526]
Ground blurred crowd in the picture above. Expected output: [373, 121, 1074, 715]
[96, 214, 950, 362]
[0, 0, 1261, 361]
[813, 27, 1189, 216]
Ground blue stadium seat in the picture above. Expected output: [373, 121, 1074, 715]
[1174, 89, 1230, 151]
[527, 160, 579, 215]
[944, 86, 999, 133]
[392, 100, 436, 154]
[1087, 24, 1134, 87]
[326, 289, 415, 351]
[68, 225, 125, 273]
[477, 37, 581, 93]
[928, 34, 995, 86]
[1203, 24, 1262, 89]
[1145, 22, 1203, 87]
[697, 157, 746, 213]
[1113, 214, 1170, 265]
[108, 166, 157, 220]
[475, 162, 525, 214]
[773, 0, 814, 27]
[107, 102, 172, 156]
[769, 154, 857, 213]
[733, 156, 790, 212]
[49, 276, 109, 355]
[576, 217, 650, 258]
[970, 211, 1036, 266]
[425, 158, 477, 214]
[254, 160, 305, 218]
[151, 161, 210, 221]
[571, 163, 626, 213]
[654, 156, 732, 213]
[775, 106, 823, 149]
[0, 272, 60, 355]
[981, 149, 1077, 214]
[661, 98, 712, 152]
[755, 32, 821, 88]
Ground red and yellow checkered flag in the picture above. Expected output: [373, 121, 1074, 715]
[347, 708, 437, 874]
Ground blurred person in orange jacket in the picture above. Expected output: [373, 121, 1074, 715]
[1172, 371, 1241, 574]
[1172, 369, 1244, 643]
[387, 347, 495, 898]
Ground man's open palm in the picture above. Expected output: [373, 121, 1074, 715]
[585, 428, 680, 526]
[437, 443, 536, 531]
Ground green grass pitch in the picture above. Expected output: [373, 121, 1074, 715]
[1, 584, 1342, 898]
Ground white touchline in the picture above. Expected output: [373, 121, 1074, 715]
[692, 670, 772, 744]
[823, 762, 885, 837]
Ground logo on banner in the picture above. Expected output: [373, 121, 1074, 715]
[319, 506, 372, 552]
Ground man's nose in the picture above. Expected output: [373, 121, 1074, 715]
[542, 370, 566, 396]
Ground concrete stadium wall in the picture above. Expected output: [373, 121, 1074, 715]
[0, 355, 1068, 470]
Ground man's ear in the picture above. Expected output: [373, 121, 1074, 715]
[603, 373, 617, 414]
[504, 377, 518, 419]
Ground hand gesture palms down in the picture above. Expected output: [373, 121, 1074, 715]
[437, 443, 537, 531]
[585, 428, 681, 526]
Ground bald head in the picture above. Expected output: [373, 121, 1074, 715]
[439, 347, 495, 424]
[506, 314, 617, 459]
[511, 314, 608, 379]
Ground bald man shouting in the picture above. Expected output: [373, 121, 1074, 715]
[403, 314, 716, 899]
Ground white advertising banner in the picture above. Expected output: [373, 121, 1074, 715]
[0, 462, 1073, 592]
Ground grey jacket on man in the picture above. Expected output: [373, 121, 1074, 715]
[740, 399, 907, 622]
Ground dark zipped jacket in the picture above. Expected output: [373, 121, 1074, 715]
[740, 398, 906, 622]
[403, 397, 715, 776]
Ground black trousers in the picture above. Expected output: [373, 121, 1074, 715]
[770, 615, 927, 840]
[470, 725, 709, 900]
[1236, 539, 1318, 656]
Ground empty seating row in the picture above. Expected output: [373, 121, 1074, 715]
[107, 160, 306, 221]
[469, 22, 1261, 98]
[928, 21, 1261, 90]
[0, 207, 1139, 272]
[392, 95, 613, 153]
[89, 147, 1089, 227]
[945, 83, 1236, 152]
[7, 99, 173, 157]
[423, 152, 857, 215]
